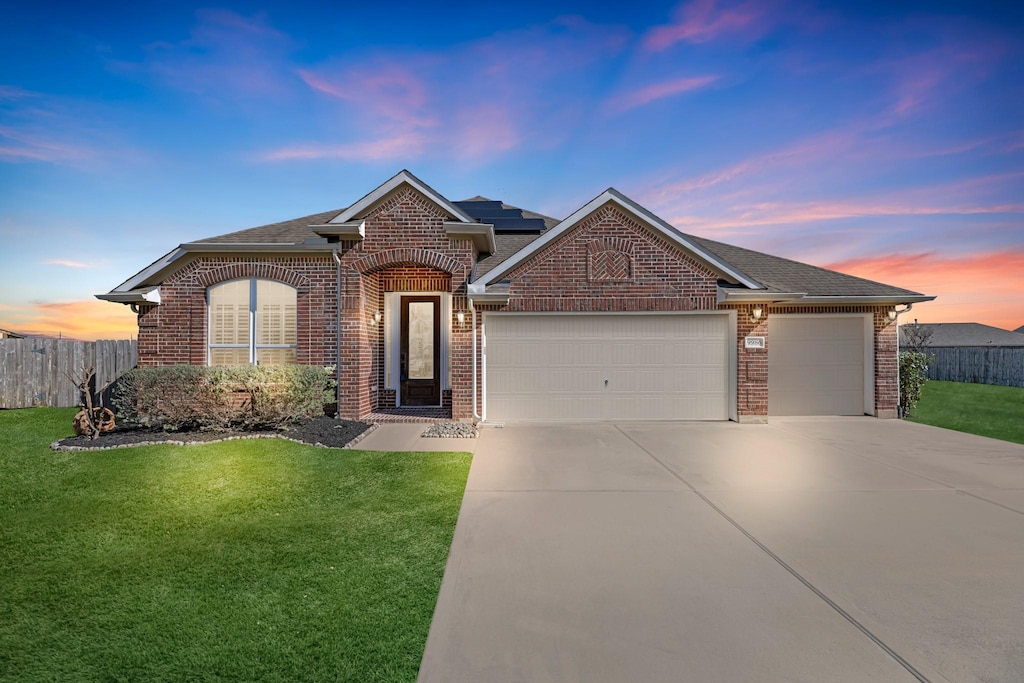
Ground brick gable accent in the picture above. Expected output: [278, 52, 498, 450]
[501, 204, 717, 312]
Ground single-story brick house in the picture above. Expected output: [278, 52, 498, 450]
[98, 170, 934, 423]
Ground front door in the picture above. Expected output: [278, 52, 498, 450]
[400, 296, 441, 406]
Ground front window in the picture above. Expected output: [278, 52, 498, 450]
[208, 279, 297, 365]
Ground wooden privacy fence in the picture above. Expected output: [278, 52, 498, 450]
[0, 339, 137, 409]
[926, 347, 1024, 388]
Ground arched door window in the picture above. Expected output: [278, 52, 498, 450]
[208, 279, 297, 365]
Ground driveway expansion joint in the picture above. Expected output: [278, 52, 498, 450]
[613, 424, 932, 683]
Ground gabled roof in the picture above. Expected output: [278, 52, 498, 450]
[329, 169, 475, 224]
[1016, 324, 1024, 334]
[98, 172, 935, 305]
[474, 188, 763, 289]
[900, 323, 1024, 347]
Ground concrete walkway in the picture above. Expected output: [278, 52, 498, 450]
[353, 423, 480, 454]
[418, 419, 1024, 682]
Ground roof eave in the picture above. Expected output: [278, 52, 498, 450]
[102, 242, 340, 296]
[310, 221, 364, 240]
[444, 222, 496, 254]
[795, 295, 936, 305]
[95, 286, 161, 305]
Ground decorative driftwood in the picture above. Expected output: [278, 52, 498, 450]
[67, 366, 116, 440]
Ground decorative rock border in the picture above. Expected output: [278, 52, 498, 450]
[421, 422, 479, 439]
[51, 424, 379, 453]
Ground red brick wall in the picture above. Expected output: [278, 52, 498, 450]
[502, 204, 719, 311]
[723, 304, 899, 420]
[134, 187, 900, 422]
[136, 256, 336, 367]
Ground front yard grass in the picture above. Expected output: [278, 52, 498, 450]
[907, 380, 1024, 445]
[0, 408, 472, 682]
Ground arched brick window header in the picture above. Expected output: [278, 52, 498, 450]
[196, 263, 311, 290]
[353, 248, 464, 277]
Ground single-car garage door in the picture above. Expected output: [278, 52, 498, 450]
[486, 314, 730, 421]
[768, 315, 869, 416]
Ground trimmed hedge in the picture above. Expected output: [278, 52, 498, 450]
[113, 365, 337, 431]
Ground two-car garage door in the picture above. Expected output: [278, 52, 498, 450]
[486, 314, 730, 421]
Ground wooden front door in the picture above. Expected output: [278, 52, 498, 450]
[400, 296, 441, 406]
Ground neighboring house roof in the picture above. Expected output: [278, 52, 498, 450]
[901, 323, 1024, 347]
[0, 328, 26, 339]
[1016, 324, 1024, 334]
[98, 172, 934, 305]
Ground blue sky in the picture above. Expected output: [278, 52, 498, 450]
[1, 0, 1022, 338]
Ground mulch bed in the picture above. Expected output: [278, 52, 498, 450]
[52, 416, 374, 452]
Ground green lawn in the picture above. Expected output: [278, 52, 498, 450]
[907, 380, 1024, 445]
[0, 408, 472, 682]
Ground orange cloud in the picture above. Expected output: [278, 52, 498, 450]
[607, 75, 719, 113]
[825, 250, 1024, 330]
[2, 299, 138, 341]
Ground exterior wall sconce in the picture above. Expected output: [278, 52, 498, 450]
[749, 306, 763, 324]
[370, 310, 382, 325]
[887, 308, 898, 322]
[456, 310, 466, 326]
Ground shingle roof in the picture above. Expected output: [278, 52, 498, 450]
[179, 196, 924, 299]
[900, 323, 1024, 347]
[686, 234, 925, 297]
[1016, 324, 1024, 334]
[192, 209, 342, 244]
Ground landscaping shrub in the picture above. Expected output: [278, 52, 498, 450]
[899, 350, 931, 418]
[114, 365, 336, 431]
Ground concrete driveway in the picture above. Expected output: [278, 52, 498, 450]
[417, 418, 1024, 683]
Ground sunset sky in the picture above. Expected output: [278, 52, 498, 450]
[1, 0, 1022, 340]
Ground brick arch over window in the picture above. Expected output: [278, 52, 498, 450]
[196, 263, 311, 290]
[352, 248, 464, 278]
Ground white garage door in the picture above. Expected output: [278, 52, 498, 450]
[768, 316, 868, 416]
[486, 314, 729, 421]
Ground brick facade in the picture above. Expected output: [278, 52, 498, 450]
[133, 186, 901, 422]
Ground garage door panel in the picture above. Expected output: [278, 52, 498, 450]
[487, 314, 729, 421]
[769, 317, 866, 416]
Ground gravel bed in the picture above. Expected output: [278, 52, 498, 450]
[421, 422, 478, 439]
[51, 416, 373, 452]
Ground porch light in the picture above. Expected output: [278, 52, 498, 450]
[371, 310, 382, 325]
[456, 310, 466, 326]
[887, 308, 898, 322]
[749, 306, 763, 323]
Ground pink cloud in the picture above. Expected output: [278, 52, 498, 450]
[277, 15, 631, 164]
[115, 9, 296, 101]
[0, 125, 100, 165]
[42, 259, 92, 268]
[643, 0, 773, 50]
[606, 75, 719, 113]
[297, 67, 437, 129]
[260, 134, 427, 162]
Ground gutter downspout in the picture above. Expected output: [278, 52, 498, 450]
[471, 302, 481, 422]
[332, 249, 343, 418]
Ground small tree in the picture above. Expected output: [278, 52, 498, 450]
[901, 321, 933, 354]
[898, 351, 930, 418]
